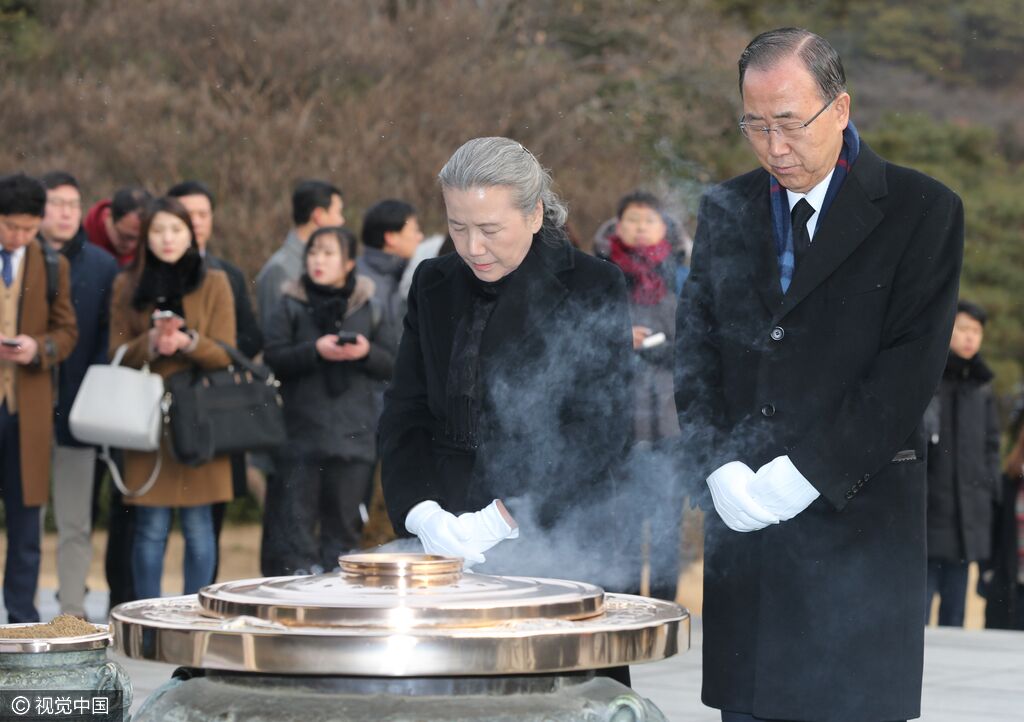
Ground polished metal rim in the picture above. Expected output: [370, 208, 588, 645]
[0, 623, 111, 654]
[110, 594, 689, 676]
[198, 554, 606, 628]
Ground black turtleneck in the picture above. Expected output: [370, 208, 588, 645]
[443, 254, 519, 450]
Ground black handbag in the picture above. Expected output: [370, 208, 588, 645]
[164, 342, 286, 466]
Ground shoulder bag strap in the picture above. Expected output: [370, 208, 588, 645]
[99, 444, 162, 498]
[214, 340, 273, 381]
[101, 343, 162, 497]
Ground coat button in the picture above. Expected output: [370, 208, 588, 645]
[760, 403, 776, 418]
[770, 326, 785, 341]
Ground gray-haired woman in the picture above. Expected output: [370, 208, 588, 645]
[380, 137, 634, 571]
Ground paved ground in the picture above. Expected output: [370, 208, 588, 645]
[629, 618, 1024, 721]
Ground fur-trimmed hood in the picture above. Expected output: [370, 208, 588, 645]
[280, 273, 377, 318]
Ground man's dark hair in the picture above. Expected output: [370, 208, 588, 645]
[0, 173, 47, 217]
[616, 190, 662, 219]
[957, 299, 988, 327]
[306, 225, 358, 262]
[110, 186, 152, 222]
[40, 171, 79, 191]
[167, 179, 216, 210]
[292, 179, 342, 226]
[738, 27, 846, 102]
[361, 199, 416, 250]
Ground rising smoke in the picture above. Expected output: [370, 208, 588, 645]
[373, 222, 736, 594]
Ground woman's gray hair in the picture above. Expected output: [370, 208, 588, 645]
[438, 137, 568, 228]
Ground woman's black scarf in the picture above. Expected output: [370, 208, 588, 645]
[131, 248, 204, 319]
[302, 271, 357, 397]
[443, 259, 518, 450]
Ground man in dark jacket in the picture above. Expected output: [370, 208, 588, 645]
[168, 180, 264, 577]
[40, 171, 119, 619]
[924, 300, 1000, 627]
[358, 199, 423, 350]
[675, 29, 963, 722]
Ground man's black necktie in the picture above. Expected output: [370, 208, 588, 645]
[791, 198, 815, 269]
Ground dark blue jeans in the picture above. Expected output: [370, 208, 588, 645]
[926, 558, 969, 627]
[132, 505, 216, 599]
[1, 402, 41, 623]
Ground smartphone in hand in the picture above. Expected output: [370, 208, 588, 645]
[336, 331, 360, 345]
[1, 338, 22, 349]
[640, 331, 667, 349]
[151, 309, 180, 321]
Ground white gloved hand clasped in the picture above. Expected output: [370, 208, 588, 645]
[706, 461, 780, 532]
[748, 455, 820, 521]
[405, 499, 518, 568]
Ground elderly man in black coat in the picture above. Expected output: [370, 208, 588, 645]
[675, 29, 964, 722]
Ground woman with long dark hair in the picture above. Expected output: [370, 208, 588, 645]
[108, 196, 235, 599]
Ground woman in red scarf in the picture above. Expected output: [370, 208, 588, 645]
[600, 190, 683, 602]
[604, 191, 681, 441]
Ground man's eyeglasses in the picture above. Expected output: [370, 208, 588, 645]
[739, 97, 837, 143]
[46, 198, 81, 211]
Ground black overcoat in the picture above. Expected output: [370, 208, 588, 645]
[675, 142, 964, 722]
[925, 354, 1001, 563]
[380, 230, 633, 534]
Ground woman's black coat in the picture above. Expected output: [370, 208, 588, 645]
[984, 471, 1024, 629]
[925, 354, 1001, 563]
[264, 276, 394, 462]
[380, 231, 634, 532]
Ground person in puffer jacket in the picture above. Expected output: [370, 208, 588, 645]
[262, 226, 394, 575]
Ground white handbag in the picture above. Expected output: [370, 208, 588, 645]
[69, 344, 165, 497]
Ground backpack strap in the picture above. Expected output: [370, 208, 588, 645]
[39, 239, 60, 306]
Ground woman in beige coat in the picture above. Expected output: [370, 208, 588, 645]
[109, 196, 235, 599]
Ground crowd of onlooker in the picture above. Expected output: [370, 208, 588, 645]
[1, 168, 1022, 632]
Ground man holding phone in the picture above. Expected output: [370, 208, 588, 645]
[0, 173, 77, 623]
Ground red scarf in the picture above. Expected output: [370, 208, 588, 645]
[609, 234, 671, 306]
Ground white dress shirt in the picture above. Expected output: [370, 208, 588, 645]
[0, 245, 26, 283]
[786, 169, 834, 241]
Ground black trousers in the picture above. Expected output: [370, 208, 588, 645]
[103, 450, 136, 610]
[210, 452, 249, 581]
[1, 403, 41, 623]
[261, 454, 373, 576]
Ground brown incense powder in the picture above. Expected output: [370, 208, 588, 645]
[0, 615, 102, 639]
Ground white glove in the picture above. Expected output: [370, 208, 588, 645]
[706, 461, 780, 532]
[405, 500, 518, 567]
[456, 500, 519, 557]
[749, 455, 820, 521]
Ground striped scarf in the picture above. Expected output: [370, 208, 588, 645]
[770, 120, 860, 293]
